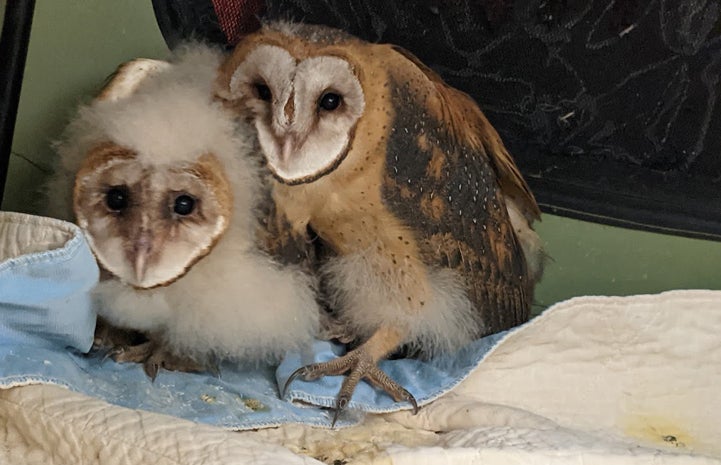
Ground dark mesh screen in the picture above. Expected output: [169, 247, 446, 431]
[151, 0, 721, 241]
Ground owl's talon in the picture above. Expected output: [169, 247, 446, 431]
[141, 345, 210, 380]
[95, 347, 119, 364]
[283, 347, 419, 427]
[100, 346, 129, 364]
[365, 364, 419, 415]
[331, 396, 349, 427]
[108, 341, 154, 364]
[144, 360, 161, 381]
[282, 365, 308, 398]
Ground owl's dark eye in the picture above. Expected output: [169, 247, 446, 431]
[105, 186, 129, 212]
[254, 83, 272, 101]
[319, 92, 342, 111]
[173, 194, 196, 216]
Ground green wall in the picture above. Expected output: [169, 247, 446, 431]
[3, 1, 720, 311]
[534, 216, 720, 310]
[2, 0, 168, 212]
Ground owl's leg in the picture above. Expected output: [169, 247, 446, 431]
[317, 309, 357, 344]
[284, 326, 418, 426]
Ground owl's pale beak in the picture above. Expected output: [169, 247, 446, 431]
[134, 251, 148, 284]
[279, 132, 310, 166]
[280, 136, 297, 164]
[132, 233, 153, 284]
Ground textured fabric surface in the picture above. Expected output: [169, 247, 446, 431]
[0, 212, 97, 352]
[386, 290, 721, 459]
[150, 0, 721, 240]
[212, 0, 265, 45]
[0, 324, 503, 429]
[0, 346, 348, 429]
[1, 290, 720, 465]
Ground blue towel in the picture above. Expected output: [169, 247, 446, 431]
[0, 213, 97, 352]
[0, 212, 507, 429]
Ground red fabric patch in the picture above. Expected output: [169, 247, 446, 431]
[212, 0, 265, 45]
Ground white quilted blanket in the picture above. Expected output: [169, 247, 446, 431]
[1, 290, 719, 465]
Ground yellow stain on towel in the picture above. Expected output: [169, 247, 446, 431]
[622, 414, 694, 450]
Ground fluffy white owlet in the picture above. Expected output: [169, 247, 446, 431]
[46, 44, 320, 377]
[217, 22, 544, 419]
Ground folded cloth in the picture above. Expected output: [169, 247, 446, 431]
[384, 290, 721, 460]
[0, 212, 97, 352]
[0, 212, 504, 429]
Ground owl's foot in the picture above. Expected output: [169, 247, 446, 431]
[141, 345, 216, 381]
[92, 318, 148, 353]
[105, 340, 218, 381]
[106, 340, 154, 364]
[284, 346, 419, 427]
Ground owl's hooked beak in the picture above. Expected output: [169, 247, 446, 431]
[280, 134, 301, 164]
[131, 232, 153, 285]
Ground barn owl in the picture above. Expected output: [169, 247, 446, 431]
[217, 22, 544, 420]
[47, 44, 320, 378]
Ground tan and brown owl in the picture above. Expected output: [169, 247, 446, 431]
[217, 22, 544, 419]
[46, 44, 320, 378]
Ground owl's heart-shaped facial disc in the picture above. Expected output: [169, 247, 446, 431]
[73, 144, 233, 288]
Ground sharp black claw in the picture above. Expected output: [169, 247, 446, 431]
[144, 361, 160, 382]
[330, 396, 350, 428]
[408, 394, 419, 414]
[396, 386, 419, 414]
[100, 347, 122, 364]
[282, 366, 307, 398]
[331, 407, 342, 428]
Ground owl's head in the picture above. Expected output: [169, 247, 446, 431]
[74, 146, 232, 289]
[217, 22, 370, 185]
[65, 45, 251, 288]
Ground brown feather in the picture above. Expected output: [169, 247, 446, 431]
[389, 45, 541, 222]
[376, 43, 535, 333]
